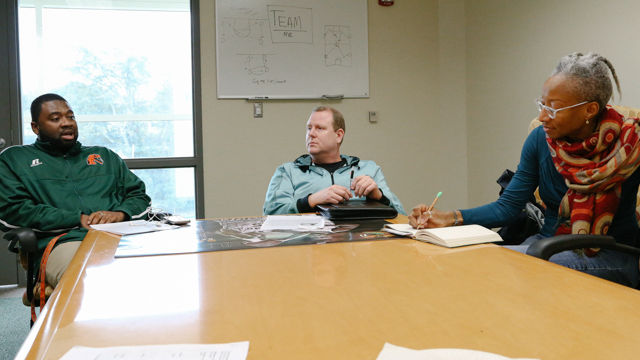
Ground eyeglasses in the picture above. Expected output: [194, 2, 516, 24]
[534, 98, 589, 119]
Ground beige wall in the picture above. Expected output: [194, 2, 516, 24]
[200, 0, 468, 218]
[201, 0, 640, 219]
[465, 0, 640, 208]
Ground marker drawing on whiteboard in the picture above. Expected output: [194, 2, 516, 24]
[251, 78, 288, 86]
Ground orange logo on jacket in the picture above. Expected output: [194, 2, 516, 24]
[86, 154, 104, 165]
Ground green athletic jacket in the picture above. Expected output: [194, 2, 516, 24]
[0, 140, 151, 250]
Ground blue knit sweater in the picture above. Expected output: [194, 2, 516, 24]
[460, 126, 640, 247]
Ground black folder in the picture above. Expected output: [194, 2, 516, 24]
[316, 200, 398, 220]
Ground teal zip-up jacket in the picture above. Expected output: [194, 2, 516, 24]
[0, 140, 151, 250]
[264, 154, 405, 215]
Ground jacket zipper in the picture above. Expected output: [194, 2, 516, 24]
[65, 154, 91, 214]
[330, 166, 353, 185]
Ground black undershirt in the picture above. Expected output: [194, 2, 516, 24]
[317, 159, 348, 174]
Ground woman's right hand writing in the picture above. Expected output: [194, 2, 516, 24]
[409, 205, 460, 229]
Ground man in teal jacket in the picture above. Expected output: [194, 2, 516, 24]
[0, 93, 151, 299]
[264, 106, 405, 215]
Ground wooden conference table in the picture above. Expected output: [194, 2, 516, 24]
[15, 215, 640, 360]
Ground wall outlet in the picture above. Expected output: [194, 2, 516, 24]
[369, 111, 378, 123]
[254, 102, 263, 118]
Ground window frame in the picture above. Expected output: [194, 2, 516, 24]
[1, 0, 22, 149]
[0, 0, 205, 218]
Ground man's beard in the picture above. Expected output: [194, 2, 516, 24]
[39, 131, 78, 153]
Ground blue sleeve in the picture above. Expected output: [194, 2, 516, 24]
[368, 162, 406, 215]
[460, 129, 541, 228]
[263, 164, 300, 215]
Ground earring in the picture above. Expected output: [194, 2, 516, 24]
[586, 118, 590, 124]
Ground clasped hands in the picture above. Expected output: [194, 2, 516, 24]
[81, 211, 126, 229]
[308, 175, 382, 207]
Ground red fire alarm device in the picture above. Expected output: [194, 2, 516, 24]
[379, 0, 394, 6]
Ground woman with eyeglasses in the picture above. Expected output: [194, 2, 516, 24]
[409, 52, 640, 287]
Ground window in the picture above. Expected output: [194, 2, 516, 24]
[16, 0, 203, 218]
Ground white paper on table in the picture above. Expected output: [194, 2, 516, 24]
[376, 343, 539, 360]
[259, 215, 326, 231]
[59, 341, 249, 360]
[90, 220, 178, 235]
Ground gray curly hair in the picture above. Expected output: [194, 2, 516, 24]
[551, 52, 621, 117]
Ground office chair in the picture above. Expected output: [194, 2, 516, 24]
[4, 227, 50, 327]
[525, 233, 640, 290]
[526, 234, 640, 261]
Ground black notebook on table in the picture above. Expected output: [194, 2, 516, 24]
[316, 200, 398, 220]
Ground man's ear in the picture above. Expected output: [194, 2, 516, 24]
[336, 128, 344, 144]
[31, 121, 39, 136]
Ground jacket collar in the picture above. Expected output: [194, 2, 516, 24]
[34, 140, 83, 157]
[294, 154, 360, 172]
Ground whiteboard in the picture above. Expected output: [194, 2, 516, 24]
[215, 0, 369, 99]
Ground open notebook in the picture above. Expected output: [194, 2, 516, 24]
[384, 224, 502, 248]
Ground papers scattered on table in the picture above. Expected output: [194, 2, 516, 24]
[90, 220, 179, 235]
[59, 341, 249, 360]
[384, 224, 502, 248]
[260, 215, 329, 231]
[376, 343, 539, 360]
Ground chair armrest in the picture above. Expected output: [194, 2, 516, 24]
[525, 234, 640, 260]
[4, 228, 38, 254]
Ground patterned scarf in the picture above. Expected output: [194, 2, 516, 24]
[547, 107, 640, 256]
